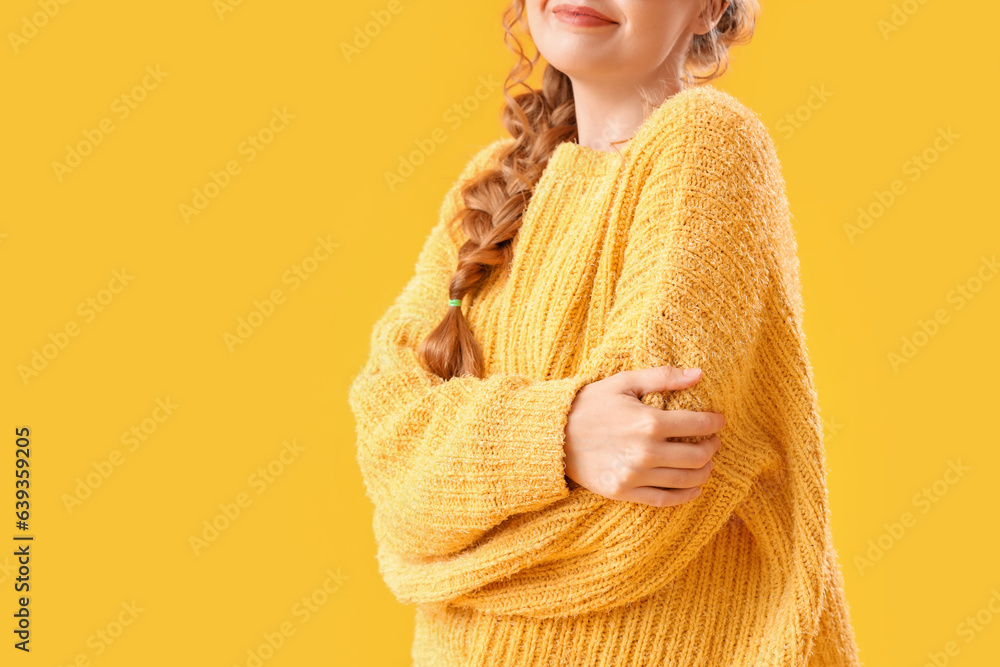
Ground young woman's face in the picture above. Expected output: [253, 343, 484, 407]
[524, 1, 722, 84]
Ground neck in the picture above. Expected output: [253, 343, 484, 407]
[565, 42, 691, 151]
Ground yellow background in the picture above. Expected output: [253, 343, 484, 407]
[2, 0, 998, 665]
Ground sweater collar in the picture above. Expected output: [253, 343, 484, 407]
[548, 83, 710, 174]
[549, 139, 623, 175]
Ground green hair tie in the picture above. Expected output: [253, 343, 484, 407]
[448, 299, 462, 307]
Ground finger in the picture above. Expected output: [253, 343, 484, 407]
[642, 435, 721, 469]
[633, 457, 715, 490]
[625, 485, 703, 508]
[613, 365, 702, 398]
[651, 408, 726, 439]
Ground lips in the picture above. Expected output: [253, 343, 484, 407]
[551, 3, 616, 23]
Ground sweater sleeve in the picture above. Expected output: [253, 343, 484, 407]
[348, 139, 597, 560]
[370, 104, 793, 618]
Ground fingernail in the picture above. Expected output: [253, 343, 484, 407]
[683, 368, 701, 377]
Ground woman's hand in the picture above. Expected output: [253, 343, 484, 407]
[563, 365, 725, 507]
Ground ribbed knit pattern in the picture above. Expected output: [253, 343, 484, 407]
[348, 83, 863, 666]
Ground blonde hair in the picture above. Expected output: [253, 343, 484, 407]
[686, 0, 760, 86]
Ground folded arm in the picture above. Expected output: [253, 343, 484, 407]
[350, 109, 791, 617]
[349, 139, 594, 560]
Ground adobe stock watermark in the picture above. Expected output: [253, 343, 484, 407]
[385, 74, 501, 192]
[18, 268, 134, 386]
[8, 0, 72, 54]
[774, 84, 833, 141]
[52, 65, 169, 182]
[188, 438, 305, 556]
[877, 0, 932, 40]
[0, 556, 15, 585]
[853, 458, 969, 575]
[341, 0, 409, 62]
[61, 398, 179, 514]
[223, 235, 338, 352]
[917, 587, 1000, 667]
[54, 600, 144, 666]
[844, 126, 959, 243]
[179, 107, 294, 223]
[231, 567, 349, 667]
[214, 0, 248, 20]
[887, 254, 997, 372]
[821, 413, 845, 440]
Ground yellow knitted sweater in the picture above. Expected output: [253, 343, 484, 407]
[348, 84, 863, 666]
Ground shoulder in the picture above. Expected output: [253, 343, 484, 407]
[440, 138, 512, 217]
[639, 84, 781, 181]
[432, 138, 513, 248]
[453, 137, 514, 184]
[632, 85, 792, 253]
[677, 84, 769, 136]
[635, 85, 787, 221]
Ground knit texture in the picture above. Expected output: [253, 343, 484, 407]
[348, 83, 863, 666]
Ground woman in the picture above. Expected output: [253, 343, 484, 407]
[348, 1, 863, 664]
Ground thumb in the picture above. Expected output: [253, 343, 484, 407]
[615, 365, 701, 398]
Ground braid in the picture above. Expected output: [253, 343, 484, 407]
[417, 2, 577, 380]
